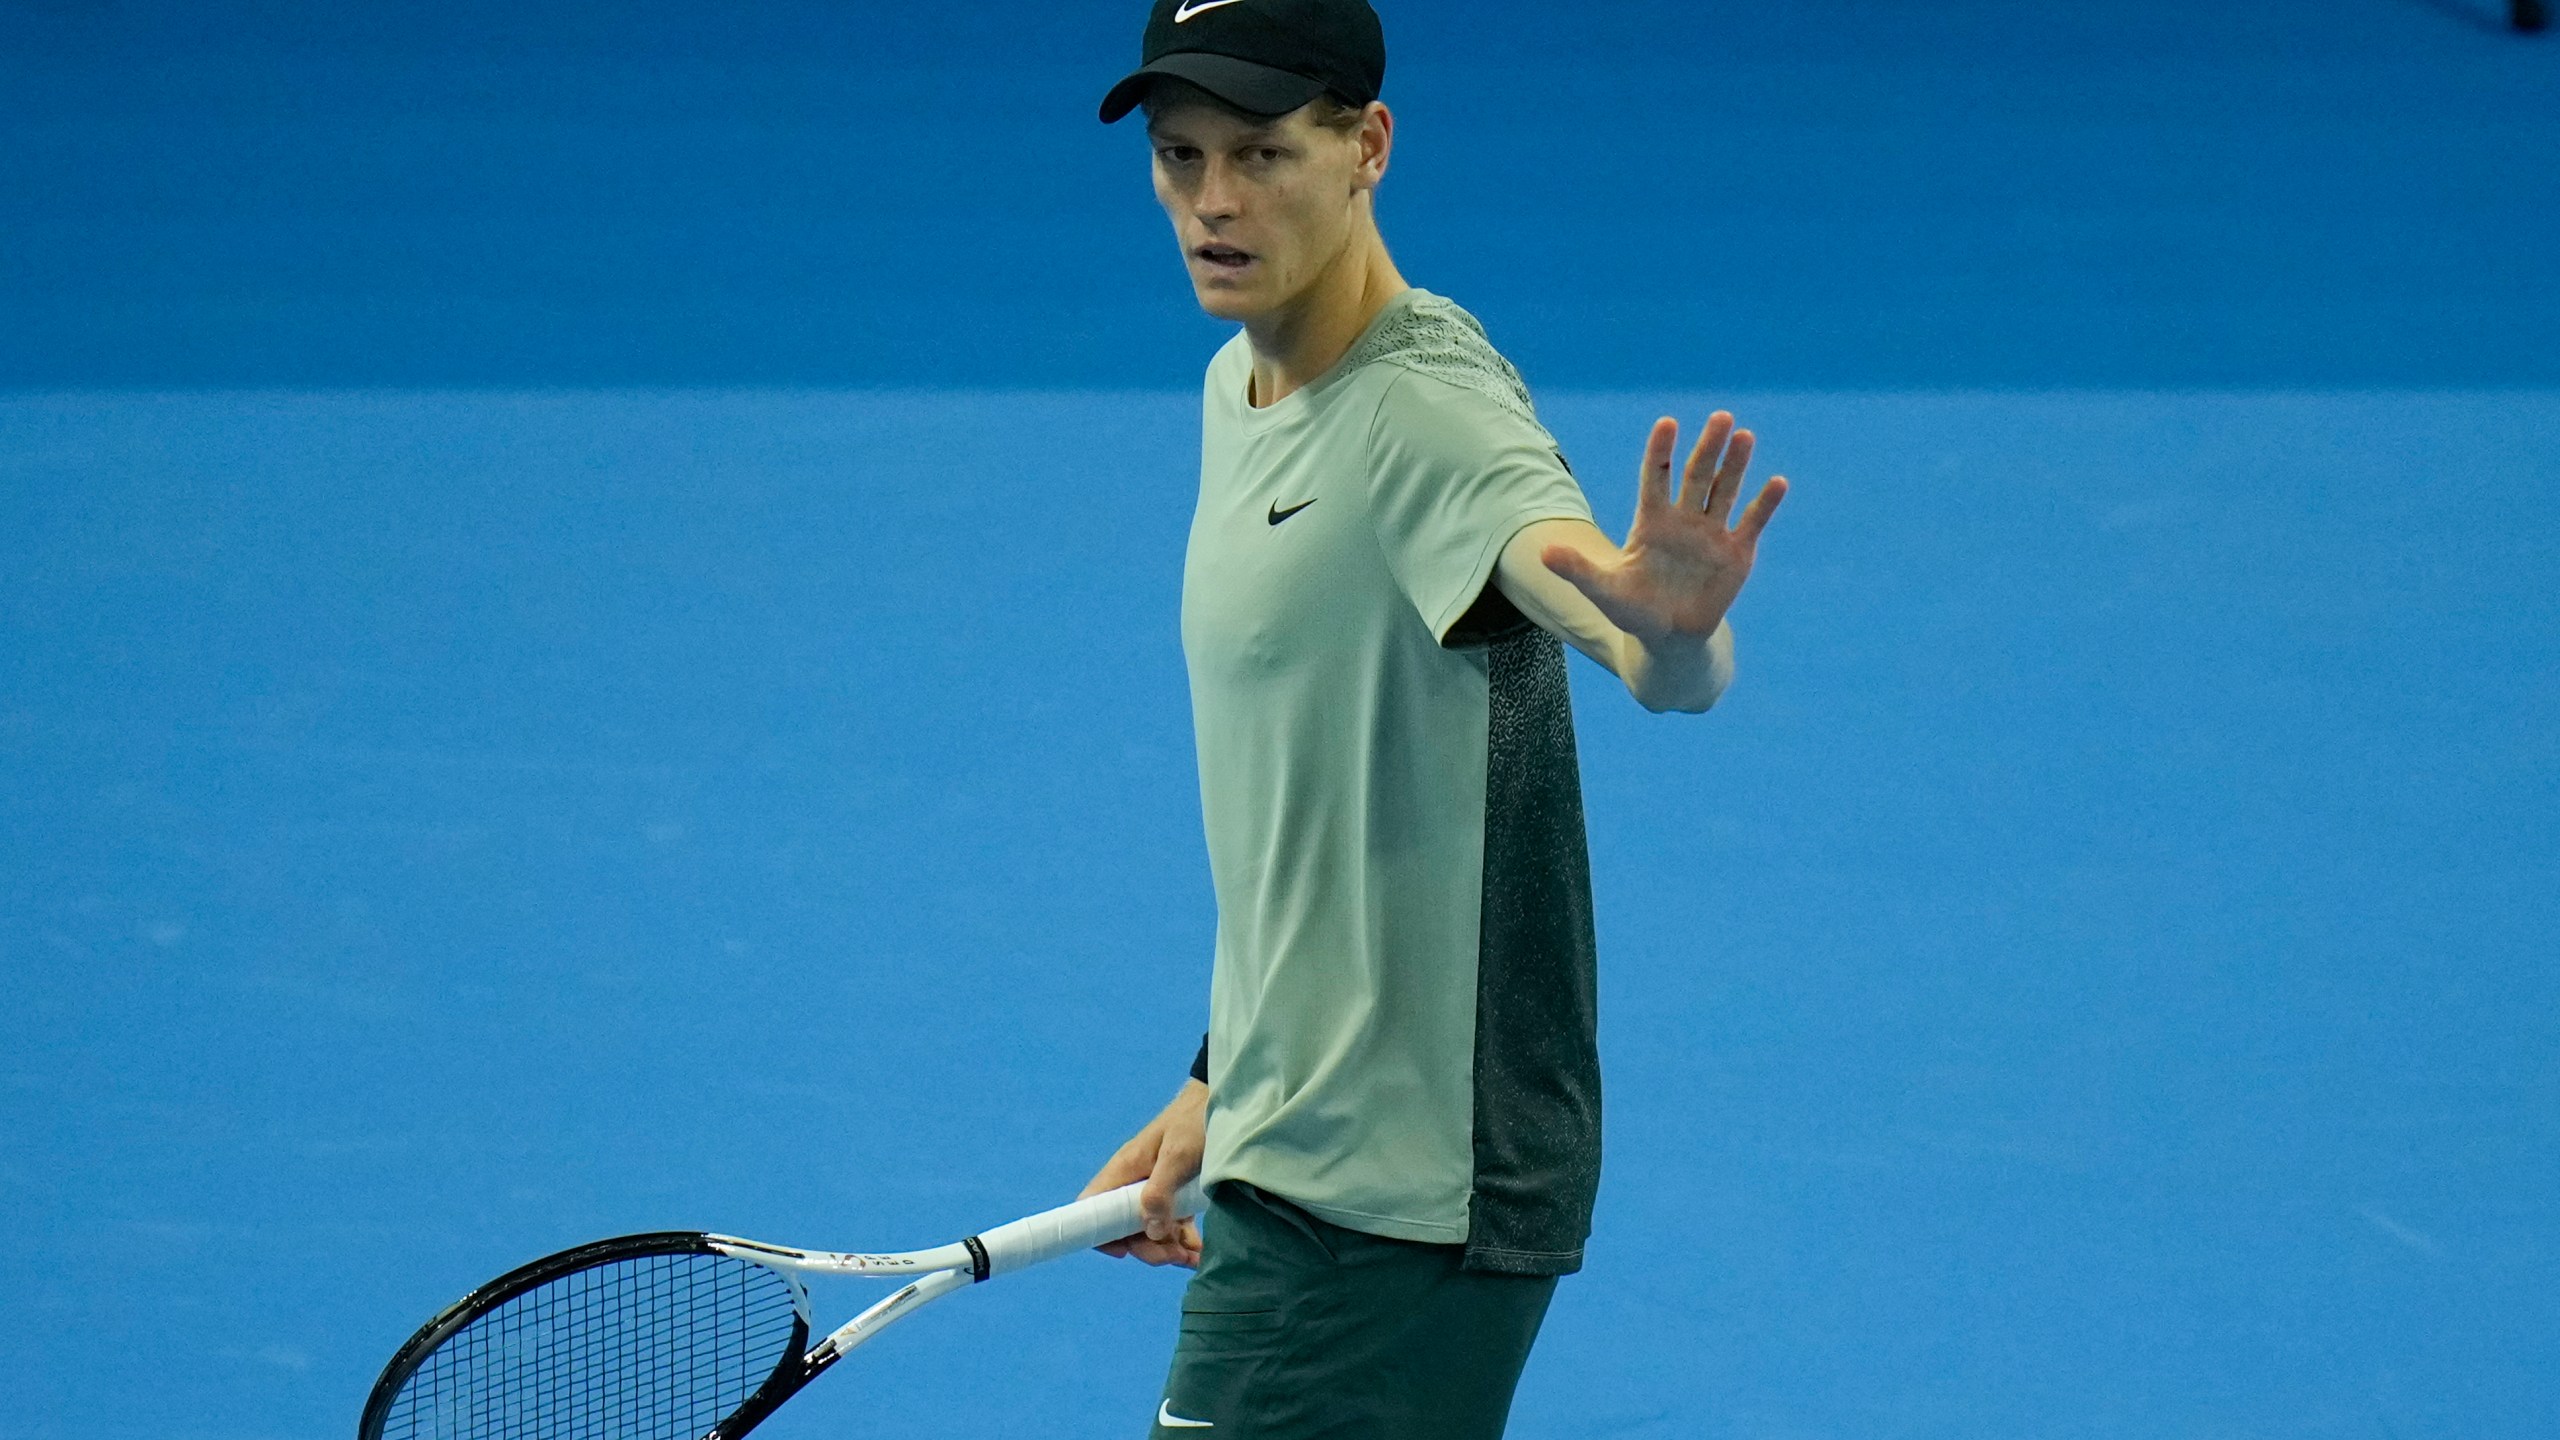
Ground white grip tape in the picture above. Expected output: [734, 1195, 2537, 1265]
[972, 1177, 1210, 1279]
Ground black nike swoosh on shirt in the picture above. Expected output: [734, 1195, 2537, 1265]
[1267, 498, 1317, 525]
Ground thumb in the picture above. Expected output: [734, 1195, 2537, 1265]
[1142, 1134, 1203, 1242]
[1141, 1163, 1179, 1242]
[1541, 542, 1605, 594]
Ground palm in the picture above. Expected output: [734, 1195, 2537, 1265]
[1546, 412, 1786, 643]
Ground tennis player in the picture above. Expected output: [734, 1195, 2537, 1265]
[1078, 1, 1786, 1434]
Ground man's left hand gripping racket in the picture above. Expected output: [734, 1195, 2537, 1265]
[357, 1178, 1204, 1440]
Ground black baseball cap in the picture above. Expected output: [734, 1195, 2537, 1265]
[1097, 0, 1386, 124]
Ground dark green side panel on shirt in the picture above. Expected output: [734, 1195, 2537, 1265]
[1455, 589, 1602, 1276]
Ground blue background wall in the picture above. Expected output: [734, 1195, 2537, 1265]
[3, 3, 2555, 1438]
[6, 0, 2556, 388]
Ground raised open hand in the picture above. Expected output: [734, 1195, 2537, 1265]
[1540, 412, 1786, 644]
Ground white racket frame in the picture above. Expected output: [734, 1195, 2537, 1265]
[707, 1177, 1207, 1368]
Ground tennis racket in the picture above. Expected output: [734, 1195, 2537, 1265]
[357, 1177, 1206, 1440]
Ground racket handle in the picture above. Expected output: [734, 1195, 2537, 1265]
[972, 1177, 1210, 1278]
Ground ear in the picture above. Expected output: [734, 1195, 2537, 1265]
[1357, 101, 1394, 188]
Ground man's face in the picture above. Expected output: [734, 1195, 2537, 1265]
[1145, 97, 1377, 323]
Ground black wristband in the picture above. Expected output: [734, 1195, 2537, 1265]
[1189, 1032, 1209, 1084]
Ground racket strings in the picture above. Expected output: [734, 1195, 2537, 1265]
[382, 1251, 804, 1440]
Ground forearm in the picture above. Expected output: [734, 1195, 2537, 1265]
[1498, 519, 1744, 715]
[1612, 616, 1733, 713]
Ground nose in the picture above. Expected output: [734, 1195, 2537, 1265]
[1192, 155, 1243, 225]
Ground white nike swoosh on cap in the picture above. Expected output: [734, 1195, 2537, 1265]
[1174, 0, 1245, 21]
[1158, 1399, 1216, 1428]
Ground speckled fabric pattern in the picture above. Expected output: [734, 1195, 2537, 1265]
[1463, 600, 1602, 1276]
[1339, 290, 1559, 444]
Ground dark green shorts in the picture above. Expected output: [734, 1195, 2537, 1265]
[1147, 1182, 1560, 1439]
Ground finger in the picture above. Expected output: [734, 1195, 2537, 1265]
[1636, 417, 1676, 515]
[1141, 1140, 1200, 1242]
[1097, 1238, 1133, 1259]
[1127, 1232, 1201, 1268]
[1734, 476, 1788, 547]
[1706, 428, 1755, 525]
[1677, 411, 1734, 509]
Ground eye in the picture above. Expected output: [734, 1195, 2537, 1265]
[1155, 145, 1199, 164]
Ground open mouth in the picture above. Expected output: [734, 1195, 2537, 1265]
[1194, 243, 1254, 271]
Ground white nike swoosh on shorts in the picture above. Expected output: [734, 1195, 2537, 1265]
[1158, 1398, 1216, 1428]
[1174, 0, 1245, 21]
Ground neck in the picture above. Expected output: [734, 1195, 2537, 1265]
[1243, 217, 1408, 409]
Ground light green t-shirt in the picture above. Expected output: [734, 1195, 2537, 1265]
[1184, 287, 1607, 1271]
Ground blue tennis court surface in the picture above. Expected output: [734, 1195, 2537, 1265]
[4, 2, 2555, 1437]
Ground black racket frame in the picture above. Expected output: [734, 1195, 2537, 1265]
[356, 1231, 816, 1440]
